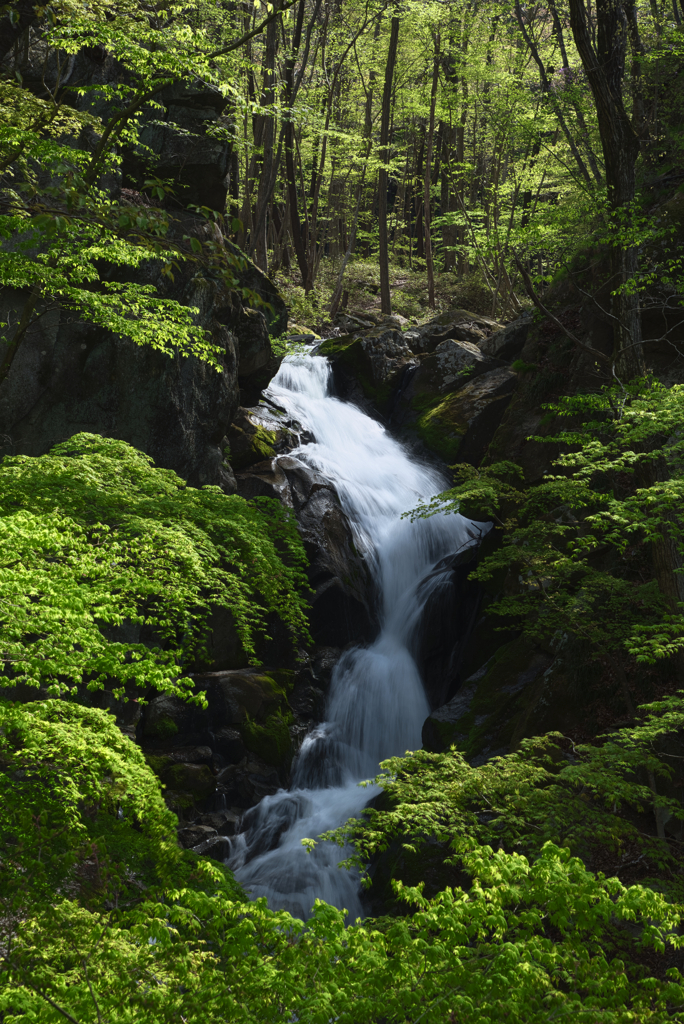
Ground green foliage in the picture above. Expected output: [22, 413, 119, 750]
[2, 835, 683, 1022]
[0, 699, 180, 907]
[410, 380, 684, 665]
[324, 688, 684, 890]
[0, 583, 683, 1023]
[0, 433, 310, 699]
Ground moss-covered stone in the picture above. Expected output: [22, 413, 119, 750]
[145, 714, 178, 741]
[226, 422, 277, 472]
[165, 762, 216, 799]
[317, 333, 396, 410]
[414, 393, 468, 462]
[262, 668, 295, 696]
[241, 710, 294, 770]
[408, 367, 516, 465]
[144, 753, 174, 778]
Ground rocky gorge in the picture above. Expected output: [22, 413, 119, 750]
[5, 53, 684, 916]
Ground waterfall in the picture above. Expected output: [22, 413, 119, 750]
[228, 350, 488, 921]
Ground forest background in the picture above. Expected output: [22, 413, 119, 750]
[3, 0, 684, 1020]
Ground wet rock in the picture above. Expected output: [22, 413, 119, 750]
[288, 684, 326, 721]
[216, 755, 283, 808]
[278, 456, 376, 647]
[479, 313, 532, 360]
[195, 809, 242, 836]
[421, 636, 554, 761]
[288, 646, 339, 722]
[178, 823, 218, 849]
[312, 646, 341, 690]
[414, 528, 489, 709]
[317, 332, 412, 417]
[236, 456, 375, 647]
[193, 834, 233, 859]
[408, 367, 518, 465]
[234, 457, 291, 502]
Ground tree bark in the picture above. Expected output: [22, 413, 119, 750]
[250, 5, 280, 271]
[568, 0, 646, 378]
[424, 32, 441, 310]
[378, 17, 400, 315]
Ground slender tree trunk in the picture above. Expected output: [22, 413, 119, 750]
[548, 0, 604, 185]
[330, 170, 367, 315]
[250, 6, 279, 270]
[568, 0, 646, 378]
[424, 32, 440, 310]
[378, 16, 400, 316]
[514, 1, 594, 187]
[414, 130, 425, 259]
[284, 0, 311, 284]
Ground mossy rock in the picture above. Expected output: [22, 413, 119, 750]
[165, 762, 216, 799]
[414, 393, 468, 462]
[144, 753, 174, 778]
[262, 668, 295, 696]
[226, 422, 276, 472]
[423, 636, 553, 759]
[241, 710, 293, 770]
[146, 758, 216, 813]
[317, 333, 394, 410]
[145, 714, 179, 741]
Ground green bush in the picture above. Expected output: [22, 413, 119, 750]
[0, 433, 310, 701]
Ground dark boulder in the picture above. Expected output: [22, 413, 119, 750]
[413, 528, 489, 710]
[236, 455, 376, 647]
[479, 313, 533, 360]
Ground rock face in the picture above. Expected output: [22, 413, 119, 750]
[318, 305, 519, 470]
[479, 313, 532, 360]
[412, 529, 490, 710]
[125, 80, 232, 212]
[408, 367, 518, 465]
[139, 657, 339, 833]
[236, 455, 376, 647]
[0, 211, 286, 488]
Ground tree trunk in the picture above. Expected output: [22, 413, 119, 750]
[284, 0, 311, 284]
[568, 0, 646, 378]
[424, 32, 440, 310]
[250, 6, 279, 271]
[378, 17, 400, 316]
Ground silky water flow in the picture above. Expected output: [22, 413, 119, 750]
[228, 350, 488, 921]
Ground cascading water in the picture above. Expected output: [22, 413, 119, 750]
[228, 350, 488, 921]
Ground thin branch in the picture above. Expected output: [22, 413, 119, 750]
[513, 255, 612, 366]
[206, 0, 298, 59]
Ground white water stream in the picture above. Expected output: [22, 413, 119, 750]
[228, 350, 487, 921]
